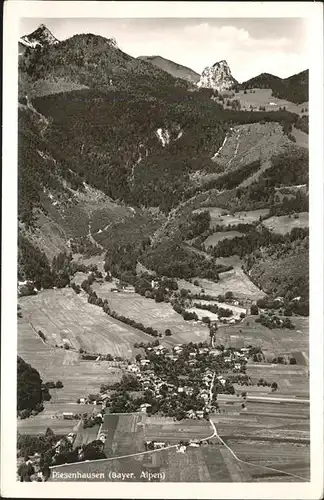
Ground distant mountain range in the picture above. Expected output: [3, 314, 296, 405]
[19, 24, 308, 103]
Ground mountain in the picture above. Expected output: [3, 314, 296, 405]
[241, 70, 308, 104]
[18, 31, 189, 98]
[197, 60, 239, 92]
[137, 55, 200, 84]
[19, 24, 59, 49]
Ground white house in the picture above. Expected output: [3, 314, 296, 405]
[140, 359, 150, 366]
[140, 403, 152, 413]
[62, 412, 74, 420]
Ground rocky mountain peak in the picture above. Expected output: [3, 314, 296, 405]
[197, 59, 238, 92]
[19, 24, 59, 49]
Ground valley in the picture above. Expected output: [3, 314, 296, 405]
[16, 23, 310, 484]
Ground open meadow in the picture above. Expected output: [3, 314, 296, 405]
[18, 315, 122, 434]
[193, 299, 247, 319]
[217, 315, 309, 360]
[235, 88, 308, 115]
[194, 207, 270, 229]
[198, 267, 265, 301]
[91, 282, 209, 344]
[19, 288, 156, 357]
[262, 212, 309, 234]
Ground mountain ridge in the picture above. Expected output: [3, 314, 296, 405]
[137, 55, 200, 84]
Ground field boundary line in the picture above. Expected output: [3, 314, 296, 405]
[210, 420, 309, 482]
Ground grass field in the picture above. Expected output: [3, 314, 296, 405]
[193, 299, 247, 318]
[144, 415, 211, 443]
[262, 212, 308, 234]
[198, 267, 265, 301]
[18, 404, 88, 435]
[245, 364, 309, 397]
[91, 282, 209, 344]
[217, 314, 309, 360]
[18, 316, 122, 435]
[19, 288, 156, 357]
[102, 413, 146, 457]
[235, 89, 308, 116]
[194, 207, 269, 229]
[72, 253, 106, 274]
[203, 231, 244, 248]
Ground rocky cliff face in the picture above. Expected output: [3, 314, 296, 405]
[197, 60, 238, 92]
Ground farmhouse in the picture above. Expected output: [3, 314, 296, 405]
[210, 349, 222, 356]
[153, 442, 166, 449]
[62, 412, 74, 420]
[140, 403, 152, 413]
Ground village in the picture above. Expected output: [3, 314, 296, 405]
[73, 340, 267, 424]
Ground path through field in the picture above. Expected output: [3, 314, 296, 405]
[209, 420, 308, 481]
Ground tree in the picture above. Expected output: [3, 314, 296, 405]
[271, 381, 278, 391]
[55, 380, 64, 389]
[17, 357, 45, 412]
[45, 427, 55, 440]
[225, 291, 233, 300]
[250, 304, 259, 315]
[18, 461, 35, 482]
[153, 284, 166, 303]
[289, 357, 297, 365]
[135, 354, 142, 362]
[165, 329, 172, 336]
[209, 322, 218, 347]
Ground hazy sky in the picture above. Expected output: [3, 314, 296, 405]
[20, 18, 309, 81]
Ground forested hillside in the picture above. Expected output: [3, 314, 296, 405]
[241, 70, 308, 104]
[17, 27, 309, 305]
